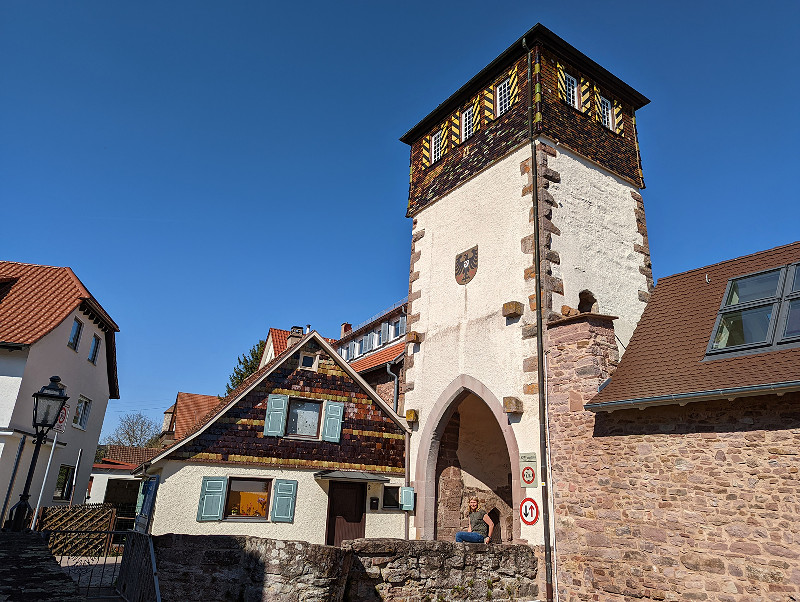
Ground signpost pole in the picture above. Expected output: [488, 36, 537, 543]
[31, 432, 57, 531]
[31, 403, 68, 530]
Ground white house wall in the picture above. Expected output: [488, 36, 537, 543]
[0, 308, 111, 520]
[150, 461, 405, 544]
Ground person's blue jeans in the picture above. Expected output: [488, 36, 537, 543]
[455, 531, 486, 543]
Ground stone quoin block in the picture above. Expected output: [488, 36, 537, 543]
[405, 409, 418, 423]
[503, 397, 524, 414]
[502, 301, 524, 318]
[406, 331, 422, 344]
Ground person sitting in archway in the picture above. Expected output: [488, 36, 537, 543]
[455, 496, 494, 544]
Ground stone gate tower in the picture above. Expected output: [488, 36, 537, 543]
[399, 24, 653, 545]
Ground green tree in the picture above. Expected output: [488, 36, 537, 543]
[225, 339, 266, 396]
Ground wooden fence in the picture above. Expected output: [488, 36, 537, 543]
[37, 503, 117, 556]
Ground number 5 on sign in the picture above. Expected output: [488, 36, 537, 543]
[520, 497, 539, 526]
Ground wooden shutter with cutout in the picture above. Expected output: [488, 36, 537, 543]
[271, 479, 298, 523]
[264, 394, 288, 437]
[196, 477, 227, 522]
[321, 401, 345, 443]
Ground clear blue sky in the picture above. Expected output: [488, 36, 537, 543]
[2, 1, 798, 439]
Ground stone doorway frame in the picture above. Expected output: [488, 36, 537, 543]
[413, 374, 523, 541]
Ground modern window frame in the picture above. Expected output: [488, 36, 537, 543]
[461, 105, 475, 141]
[705, 263, 800, 358]
[431, 129, 444, 164]
[67, 318, 83, 351]
[285, 397, 323, 439]
[599, 95, 614, 130]
[564, 73, 579, 110]
[496, 77, 512, 117]
[224, 477, 272, 520]
[88, 334, 102, 365]
[72, 395, 92, 430]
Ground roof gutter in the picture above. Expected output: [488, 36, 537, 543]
[585, 380, 800, 412]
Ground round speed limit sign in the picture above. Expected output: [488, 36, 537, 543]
[522, 466, 536, 485]
[520, 497, 539, 526]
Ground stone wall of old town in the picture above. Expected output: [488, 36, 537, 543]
[547, 314, 800, 601]
[150, 534, 538, 601]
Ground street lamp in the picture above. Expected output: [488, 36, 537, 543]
[7, 376, 68, 531]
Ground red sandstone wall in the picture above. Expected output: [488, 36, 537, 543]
[547, 316, 800, 600]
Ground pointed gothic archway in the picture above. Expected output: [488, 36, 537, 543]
[414, 375, 523, 542]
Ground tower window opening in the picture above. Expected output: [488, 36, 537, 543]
[599, 96, 614, 130]
[431, 129, 444, 163]
[461, 106, 475, 141]
[564, 73, 579, 110]
[496, 77, 511, 116]
[578, 290, 599, 314]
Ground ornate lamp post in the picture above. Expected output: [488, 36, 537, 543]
[8, 376, 68, 531]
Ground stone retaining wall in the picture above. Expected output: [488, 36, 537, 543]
[152, 534, 538, 601]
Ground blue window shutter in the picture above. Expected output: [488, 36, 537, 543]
[399, 315, 407, 336]
[271, 479, 298, 522]
[321, 401, 345, 443]
[400, 487, 415, 511]
[264, 394, 288, 437]
[196, 477, 227, 522]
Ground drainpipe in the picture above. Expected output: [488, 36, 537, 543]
[523, 37, 554, 602]
[1, 435, 27, 526]
[386, 359, 401, 413]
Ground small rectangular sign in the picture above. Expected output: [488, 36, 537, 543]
[519, 452, 538, 488]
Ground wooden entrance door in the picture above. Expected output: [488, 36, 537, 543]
[326, 481, 366, 546]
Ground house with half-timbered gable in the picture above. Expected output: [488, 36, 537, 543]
[138, 330, 411, 546]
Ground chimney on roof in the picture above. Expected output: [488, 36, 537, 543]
[305, 324, 311, 334]
[340, 323, 352, 338]
[287, 325, 304, 348]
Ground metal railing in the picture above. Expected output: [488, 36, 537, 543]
[40, 529, 159, 601]
[349, 297, 408, 336]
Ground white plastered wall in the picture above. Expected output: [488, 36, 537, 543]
[405, 144, 544, 544]
[543, 136, 649, 349]
[405, 139, 649, 544]
[150, 461, 405, 544]
[0, 309, 111, 522]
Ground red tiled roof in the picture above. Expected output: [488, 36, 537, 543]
[93, 459, 138, 471]
[350, 342, 405, 373]
[269, 328, 290, 356]
[103, 445, 160, 466]
[173, 392, 220, 441]
[593, 242, 800, 406]
[0, 261, 120, 398]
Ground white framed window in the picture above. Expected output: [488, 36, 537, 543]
[564, 73, 579, 110]
[88, 334, 101, 365]
[382, 485, 400, 509]
[298, 352, 317, 371]
[67, 318, 83, 351]
[496, 77, 511, 116]
[599, 96, 613, 130]
[431, 129, 443, 163]
[286, 398, 322, 438]
[461, 106, 475, 141]
[72, 395, 92, 430]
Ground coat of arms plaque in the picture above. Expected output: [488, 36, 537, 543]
[455, 246, 478, 285]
